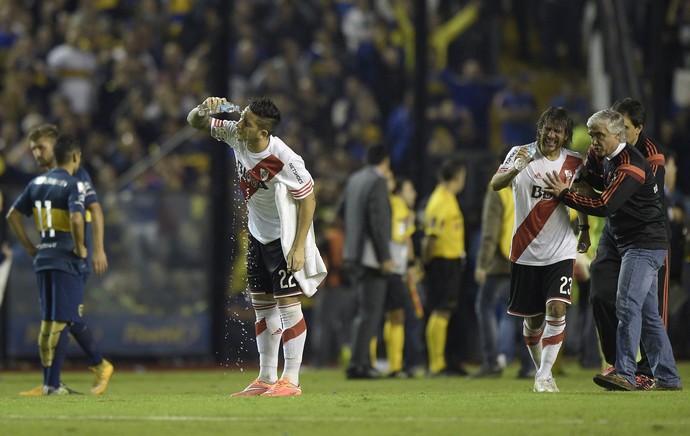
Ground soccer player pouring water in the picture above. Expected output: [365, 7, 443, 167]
[543, 109, 682, 391]
[490, 107, 588, 393]
[188, 96, 323, 396]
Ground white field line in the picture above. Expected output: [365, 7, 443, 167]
[2, 415, 690, 426]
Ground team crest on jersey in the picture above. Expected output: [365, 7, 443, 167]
[236, 161, 269, 198]
[564, 170, 573, 182]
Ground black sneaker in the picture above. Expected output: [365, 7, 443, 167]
[468, 366, 502, 379]
[517, 368, 536, 379]
[346, 365, 381, 380]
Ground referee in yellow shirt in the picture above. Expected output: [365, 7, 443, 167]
[422, 157, 467, 376]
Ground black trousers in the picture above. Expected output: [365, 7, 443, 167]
[589, 226, 668, 376]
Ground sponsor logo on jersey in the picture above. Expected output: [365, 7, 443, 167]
[289, 163, 304, 184]
[34, 176, 68, 188]
[531, 185, 555, 200]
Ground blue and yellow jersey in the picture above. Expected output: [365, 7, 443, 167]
[424, 185, 465, 259]
[74, 167, 98, 219]
[74, 166, 99, 271]
[12, 168, 87, 275]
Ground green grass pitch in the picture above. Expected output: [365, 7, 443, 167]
[2, 361, 690, 435]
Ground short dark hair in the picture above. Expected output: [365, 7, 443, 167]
[366, 143, 388, 165]
[248, 97, 281, 134]
[54, 134, 81, 165]
[611, 97, 645, 128]
[438, 157, 465, 182]
[536, 106, 573, 148]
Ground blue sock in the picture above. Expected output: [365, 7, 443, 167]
[47, 328, 70, 389]
[70, 322, 102, 366]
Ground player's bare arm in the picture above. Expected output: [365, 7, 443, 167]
[6, 208, 38, 257]
[88, 202, 108, 275]
[490, 146, 530, 191]
[422, 235, 436, 265]
[187, 97, 229, 133]
[287, 191, 316, 272]
[70, 211, 87, 259]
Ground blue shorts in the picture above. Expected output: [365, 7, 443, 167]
[36, 270, 85, 322]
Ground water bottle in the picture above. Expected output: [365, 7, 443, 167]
[197, 101, 240, 116]
[513, 142, 538, 171]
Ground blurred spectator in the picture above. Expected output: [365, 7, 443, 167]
[493, 73, 538, 148]
[441, 58, 504, 149]
[535, 0, 585, 71]
[46, 18, 98, 116]
[385, 90, 414, 174]
[229, 37, 263, 99]
[548, 77, 590, 124]
[664, 109, 690, 194]
[341, 0, 377, 55]
[264, 0, 316, 50]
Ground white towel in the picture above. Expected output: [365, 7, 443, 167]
[275, 183, 327, 297]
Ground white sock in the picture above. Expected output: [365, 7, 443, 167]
[253, 299, 281, 383]
[523, 319, 545, 372]
[278, 302, 307, 386]
[537, 315, 566, 380]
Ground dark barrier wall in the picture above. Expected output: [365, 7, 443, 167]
[3, 189, 214, 358]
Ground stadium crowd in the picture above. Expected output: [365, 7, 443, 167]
[1, 0, 690, 369]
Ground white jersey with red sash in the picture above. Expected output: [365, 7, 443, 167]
[497, 144, 583, 266]
[210, 118, 314, 244]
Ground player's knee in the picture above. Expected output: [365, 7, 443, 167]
[546, 301, 567, 318]
[524, 315, 545, 331]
